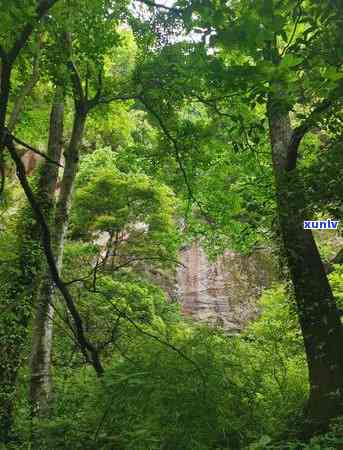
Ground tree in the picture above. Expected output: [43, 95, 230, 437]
[137, 0, 343, 433]
[25, 4, 140, 418]
[0, 1, 60, 440]
[175, 0, 343, 433]
[0, 0, 138, 434]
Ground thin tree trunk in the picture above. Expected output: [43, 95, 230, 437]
[0, 87, 63, 441]
[54, 107, 86, 250]
[0, 61, 12, 195]
[267, 103, 343, 434]
[7, 46, 41, 133]
[0, 4, 61, 439]
[29, 104, 86, 416]
[29, 87, 64, 417]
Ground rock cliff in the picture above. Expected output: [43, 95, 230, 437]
[176, 241, 274, 332]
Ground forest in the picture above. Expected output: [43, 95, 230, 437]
[0, 0, 343, 449]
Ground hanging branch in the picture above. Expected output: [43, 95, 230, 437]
[8, 0, 60, 63]
[287, 80, 343, 171]
[4, 132, 104, 377]
[0, 0, 60, 196]
[139, 95, 217, 226]
[8, 46, 41, 132]
[90, 286, 207, 387]
[11, 133, 63, 167]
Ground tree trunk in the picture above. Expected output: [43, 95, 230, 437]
[29, 105, 86, 416]
[0, 61, 12, 195]
[0, 87, 63, 442]
[54, 107, 86, 251]
[267, 103, 343, 434]
[29, 88, 64, 417]
[7, 45, 41, 133]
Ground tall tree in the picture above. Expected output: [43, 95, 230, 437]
[29, 86, 64, 418]
[27, 2, 140, 416]
[143, 0, 343, 433]
[0, 1, 60, 441]
[195, 0, 343, 433]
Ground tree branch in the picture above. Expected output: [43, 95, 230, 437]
[281, 0, 303, 57]
[139, 95, 216, 225]
[0, 46, 7, 61]
[325, 248, 343, 274]
[0, 1, 59, 198]
[5, 134, 103, 376]
[287, 81, 343, 170]
[68, 61, 86, 108]
[96, 93, 140, 106]
[88, 68, 103, 106]
[0, 163, 4, 197]
[11, 133, 63, 167]
[135, 0, 183, 14]
[8, 46, 41, 132]
[8, 0, 60, 63]
[90, 287, 207, 387]
[65, 255, 185, 286]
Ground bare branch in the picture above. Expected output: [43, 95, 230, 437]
[65, 255, 185, 286]
[8, 46, 41, 132]
[139, 95, 216, 225]
[68, 61, 86, 107]
[287, 93, 341, 170]
[9, 0, 60, 63]
[12, 134, 63, 168]
[5, 134, 103, 376]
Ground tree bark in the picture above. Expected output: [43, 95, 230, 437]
[0, 61, 12, 194]
[54, 107, 86, 251]
[29, 87, 64, 417]
[7, 49, 40, 133]
[267, 102, 343, 434]
[29, 103, 87, 417]
[0, 4, 62, 440]
[0, 88, 63, 442]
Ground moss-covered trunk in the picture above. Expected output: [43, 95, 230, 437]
[0, 87, 63, 440]
[29, 89, 64, 417]
[29, 104, 86, 417]
[268, 105, 343, 433]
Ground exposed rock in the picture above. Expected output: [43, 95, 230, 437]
[177, 241, 274, 332]
[21, 150, 43, 176]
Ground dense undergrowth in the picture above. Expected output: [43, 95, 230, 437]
[6, 269, 343, 450]
[1, 1, 342, 448]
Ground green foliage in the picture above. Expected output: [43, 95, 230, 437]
[2, 0, 343, 448]
[329, 264, 343, 306]
[249, 416, 343, 449]
[243, 285, 307, 437]
[10, 284, 314, 450]
[72, 147, 180, 263]
[302, 135, 343, 220]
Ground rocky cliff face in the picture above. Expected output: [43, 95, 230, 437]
[176, 242, 274, 332]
